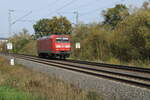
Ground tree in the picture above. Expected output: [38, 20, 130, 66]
[33, 19, 51, 38]
[72, 23, 110, 60]
[33, 16, 72, 38]
[110, 10, 150, 61]
[9, 28, 32, 53]
[103, 4, 129, 29]
[142, 1, 150, 9]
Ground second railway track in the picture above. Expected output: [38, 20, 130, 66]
[2, 53, 150, 90]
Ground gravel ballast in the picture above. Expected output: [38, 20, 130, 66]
[3, 55, 150, 100]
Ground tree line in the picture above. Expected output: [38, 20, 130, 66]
[72, 1, 150, 64]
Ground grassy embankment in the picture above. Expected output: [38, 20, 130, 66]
[0, 57, 102, 100]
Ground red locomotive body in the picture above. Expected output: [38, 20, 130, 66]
[37, 35, 71, 59]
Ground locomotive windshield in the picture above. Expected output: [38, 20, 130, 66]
[56, 37, 69, 43]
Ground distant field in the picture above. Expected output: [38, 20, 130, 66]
[0, 57, 102, 100]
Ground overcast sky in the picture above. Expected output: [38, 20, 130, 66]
[0, 0, 148, 37]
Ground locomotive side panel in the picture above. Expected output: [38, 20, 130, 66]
[37, 37, 51, 56]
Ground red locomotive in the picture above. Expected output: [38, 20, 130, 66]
[37, 35, 71, 59]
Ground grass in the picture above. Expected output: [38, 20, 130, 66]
[70, 56, 150, 68]
[0, 56, 103, 100]
[107, 57, 150, 68]
[0, 86, 42, 100]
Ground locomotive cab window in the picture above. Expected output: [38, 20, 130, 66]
[62, 38, 69, 43]
[56, 37, 69, 43]
[56, 38, 62, 43]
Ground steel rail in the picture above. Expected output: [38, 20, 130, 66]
[5, 53, 150, 89]
[16, 54, 150, 80]
[66, 59, 150, 73]
[8, 53, 150, 73]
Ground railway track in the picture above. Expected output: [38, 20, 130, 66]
[1, 53, 150, 89]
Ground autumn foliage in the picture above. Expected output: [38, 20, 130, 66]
[72, 3, 150, 65]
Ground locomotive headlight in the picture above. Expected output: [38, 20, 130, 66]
[56, 45, 61, 48]
[65, 45, 70, 48]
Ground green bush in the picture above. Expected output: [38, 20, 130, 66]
[18, 40, 37, 56]
[72, 23, 111, 61]
[9, 29, 33, 54]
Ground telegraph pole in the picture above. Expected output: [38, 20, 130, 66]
[8, 10, 14, 35]
[8, 10, 32, 36]
[73, 11, 79, 25]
